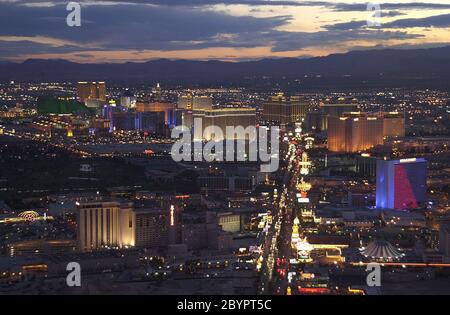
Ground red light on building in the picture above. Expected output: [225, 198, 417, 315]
[175, 195, 190, 199]
[298, 287, 330, 295]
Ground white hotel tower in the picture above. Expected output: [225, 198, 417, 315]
[77, 200, 135, 252]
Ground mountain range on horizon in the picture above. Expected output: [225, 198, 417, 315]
[2, 46, 450, 90]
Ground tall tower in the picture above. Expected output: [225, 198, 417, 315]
[154, 83, 162, 102]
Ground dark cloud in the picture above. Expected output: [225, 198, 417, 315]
[384, 11, 406, 18]
[325, 20, 368, 31]
[0, 39, 93, 58]
[8, 0, 332, 8]
[383, 13, 450, 28]
[331, 2, 450, 12]
[12, 1, 450, 11]
[0, 1, 439, 60]
[0, 1, 291, 50]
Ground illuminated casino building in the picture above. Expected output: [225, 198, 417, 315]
[77, 81, 106, 104]
[192, 96, 213, 110]
[177, 91, 194, 110]
[262, 93, 310, 125]
[296, 237, 313, 263]
[153, 83, 162, 102]
[320, 98, 359, 131]
[379, 111, 405, 138]
[76, 198, 183, 251]
[37, 97, 88, 115]
[110, 111, 166, 134]
[136, 101, 176, 127]
[76, 200, 135, 251]
[376, 158, 428, 210]
[177, 93, 215, 131]
[328, 111, 405, 152]
[193, 108, 256, 141]
[321, 99, 359, 117]
[327, 112, 384, 152]
[360, 240, 404, 261]
[120, 89, 136, 109]
[178, 93, 213, 111]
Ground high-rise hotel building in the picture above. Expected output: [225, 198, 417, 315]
[328, 112, 384, 152]
[321, 99, 359, 117]
[76, 199, 181, 251]
[320, 99, 359, 131]
[178, 93, 213, 111]
[77, 200, 135, 251]
[262, 93, 310, 125]
[134, 209, 169, 248]
[76, 81, 106, 104]
[177, 93, 214, 130]
[136, 102, 176, 126]
[379, 111, 405, 138]
[305, 99, 359, 132]
[376, 158, 427, 210]
[193, 108, 256, 141]
[327, 111, 405, 152]
[177, 91, 194, 110]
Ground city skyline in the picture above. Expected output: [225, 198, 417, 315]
[2, 0, 450, 62]
[1, 82, 449, 296]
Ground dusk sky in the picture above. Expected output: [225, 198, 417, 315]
[1, 0, 450, 62]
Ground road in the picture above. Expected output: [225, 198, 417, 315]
[257, 135, 306, 295]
